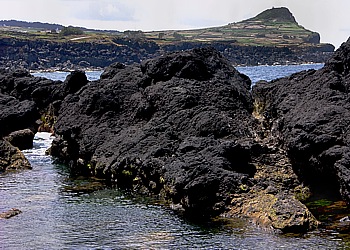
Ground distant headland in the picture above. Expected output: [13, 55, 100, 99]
[0, 7, 335, 70]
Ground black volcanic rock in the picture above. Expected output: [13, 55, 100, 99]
[0, 69, 89, 173]
[49, 70, 88, 101]
[0, 43, 332, 232]
[4, 129, 35, 150]
[0, 68, 56, 108]
[61, 70, 88, 94]
[47, 47, 325, 231]
[51, 47, 256, 217]
[252, 37, 350, 202]
[0, 68, 88, 109]
[0, 69, 90, 135]
[44, 47, 322, 232]
[326, 38, 350, 75]
[100, 62, 126, 79]
[0, 93, 37, 137]
[140, 48, 237, 82]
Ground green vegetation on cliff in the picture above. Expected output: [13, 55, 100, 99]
[59, 26, 84, 36]
[0, 7, 330, 48]
[249, 7, 297, 22]
[142, 7, 322, 47]
[0, 7, 334, 69]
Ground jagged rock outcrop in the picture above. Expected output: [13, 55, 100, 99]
[0, 139, 31, 172]
[0, 71, 41, 171]
[0, 93, 37, 137]
[0, 68, 87, 109]
[49, 47, 319, 231]
[50, 47, 256, 217]
[4, 129, 35, 150]
[0, 68, 89, 170]
[253, 37, 350, 203]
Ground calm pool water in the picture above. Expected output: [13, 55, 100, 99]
[0, 134, 347, 249]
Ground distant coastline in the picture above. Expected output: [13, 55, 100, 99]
[0, 7, 335, 71]
[0, 36, 333, 72]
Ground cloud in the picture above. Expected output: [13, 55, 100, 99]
[75, 0, 135, 21]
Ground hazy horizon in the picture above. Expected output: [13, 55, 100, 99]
[0, 0, 349, 48]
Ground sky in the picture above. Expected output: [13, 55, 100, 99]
[0, 0, 349, 48]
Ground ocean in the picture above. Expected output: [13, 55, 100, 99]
[31, 63, 325, 84]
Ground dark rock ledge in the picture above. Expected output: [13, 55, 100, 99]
[48, 47, 319, 232]
[2, 38, 350, 233]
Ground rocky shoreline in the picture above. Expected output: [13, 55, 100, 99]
[1, 38, 350, 233]
[0, 37, 334, 71]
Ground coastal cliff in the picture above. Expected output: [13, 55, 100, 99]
[0, 7, 334, 71]
[0, 37, 333, 71]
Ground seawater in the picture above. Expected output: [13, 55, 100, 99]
[236, 63, 324, 84]
[32, 71, 102, 81]
[0, 65, 348, 249]
[31, 63, 325, 84]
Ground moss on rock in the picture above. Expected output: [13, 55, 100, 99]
[0, 139, 31, 172]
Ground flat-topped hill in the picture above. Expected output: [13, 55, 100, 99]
[0, 7, 329, 48]
[0, 7, 334, 69]
[143, 7, 322, 46]
[248, 7, 297, 23]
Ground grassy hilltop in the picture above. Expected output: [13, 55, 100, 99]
[0, 7, 329, 48]
[0, 7, 334, 69]
[143, 7, 322, 47]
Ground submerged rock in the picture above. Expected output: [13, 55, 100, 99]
[0, 208, 22, 219]
[229, 191, 319, 233]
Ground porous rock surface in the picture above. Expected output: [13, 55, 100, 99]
[51, 48, 256, 216]
[0, 93, 36, 137]
[0, 89, 36, 171]
[0, 68, 88, 169]
[50, 47, 319, 232]
[253, 37, 350, 203]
